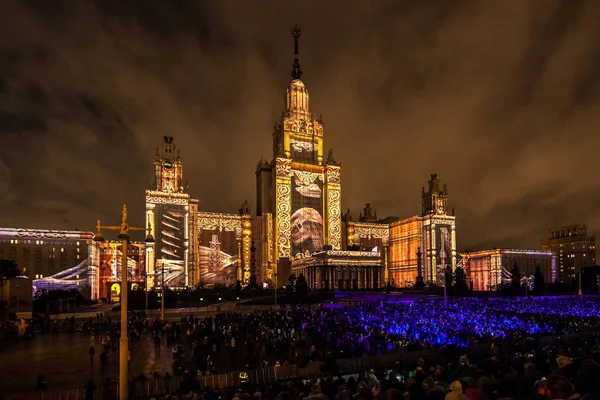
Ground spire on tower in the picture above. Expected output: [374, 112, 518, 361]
[291, 24, 302, 80]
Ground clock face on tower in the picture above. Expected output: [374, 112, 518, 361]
[163, 160, 173, 169]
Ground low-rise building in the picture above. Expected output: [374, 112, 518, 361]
[464, 249, 556, 291]
[0, 228, 93, 281]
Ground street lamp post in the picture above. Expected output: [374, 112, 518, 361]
[274, 272, 278, 306]
[161, 261, 165, 321]
[143, 272, 149, 312]
[94, 204, 154, 400]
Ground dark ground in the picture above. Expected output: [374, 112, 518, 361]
[0, 332, 179, 395]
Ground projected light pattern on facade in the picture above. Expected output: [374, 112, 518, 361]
[196, 212, 247, 285]
[145, 136, 191, 289]
[155, 205, 186, 287]
[32, 259, 90, 293]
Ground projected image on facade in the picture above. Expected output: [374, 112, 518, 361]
[436, 225, 452, 270]
[291, 170, 324, 256]
[32, 259, 89, 293]
[198, 230, 238, 285]
[155, 204, 186, 287]
[97, 242, 145, 299]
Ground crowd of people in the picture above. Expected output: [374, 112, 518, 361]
[175, 298, 600, 374]
[28, 297, 600, 399]
[166, 344, 600, 400]
[145, 298, 600, 399]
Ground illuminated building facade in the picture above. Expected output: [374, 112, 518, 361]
[93, 240, 146, 300]
[388, 217, 424, 286]
[4, 28, 466, 294]
[145, 136, 194, 289]
[385, 174, 457, 287]
[0, 228, 95, 296]
[464, 249, 556, 291]
[255, 26, 342, 282]
[541, 225, 596, 284]
[291, 249, 383, 289]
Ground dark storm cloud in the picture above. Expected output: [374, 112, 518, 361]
[1, 0, 600, 249]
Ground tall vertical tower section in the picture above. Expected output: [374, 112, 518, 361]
[256, 26, 342, 284]
[145, 136, 193, 288]
[420, 174, 456, 285]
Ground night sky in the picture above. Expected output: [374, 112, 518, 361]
[1, 0, 600, 251]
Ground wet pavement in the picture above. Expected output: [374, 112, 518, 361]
[0, 332, 177, 395]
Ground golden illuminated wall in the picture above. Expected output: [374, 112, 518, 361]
[188, 199, 199, 286]
[275, 158, 292, 260]
[241, 214, 252, 282]
[350, 222, 389, 249]
[389, 217, 424, 287]
[325, 165, 342, 250]
[253, 213, 274, 283]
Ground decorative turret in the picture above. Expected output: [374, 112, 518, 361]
[359, 203, 378, 223]
[152, 136, 184, 193]
[342, 208, 353, 222]
[239, 200, 251, 216]
[422, 173, 449, 216]
[326, 148, 339, 166]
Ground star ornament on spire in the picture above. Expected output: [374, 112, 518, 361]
[291, 25, 302, 42]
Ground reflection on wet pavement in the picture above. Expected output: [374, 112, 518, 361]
[1, 333, 174, 394]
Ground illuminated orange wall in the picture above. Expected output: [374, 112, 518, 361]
[467, 250, 555, 291]
[389, 218, 423, 286]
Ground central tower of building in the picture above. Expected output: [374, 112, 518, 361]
[256, 26, 342, 281]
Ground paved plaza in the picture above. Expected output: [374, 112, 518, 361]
[0, 332, 179, 395]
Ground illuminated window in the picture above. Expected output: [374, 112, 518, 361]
[61, 248, 64, 252]
[76, 242, 80, 246]
[36, 240, 39, 245]
[77, 248, 80, 253]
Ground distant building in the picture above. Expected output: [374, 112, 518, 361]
[464, 249, 556, 291]
[541, 225, 596, 284]
[0, 228, 93, 281]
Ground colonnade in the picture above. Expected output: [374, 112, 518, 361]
[295, 265, 381, 290]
